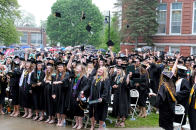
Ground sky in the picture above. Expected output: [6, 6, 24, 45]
[17, 0, 117, 26]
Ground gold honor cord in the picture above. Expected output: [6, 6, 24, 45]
[189, 84, 196, 109]
[95, 77, 102, 86]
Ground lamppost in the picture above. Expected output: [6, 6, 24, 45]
[103, 11, 110, 41]
[40, 26, 45, 45]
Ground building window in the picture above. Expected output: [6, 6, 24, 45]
[171, 47, 180, 54]
[192, 47, 196, 55]
[156, 46, 165, 51]
[31, 33, 42, 44]
[21, 33, 27, 43]
[157, 4, 167, 34]
[171, 3, 182, 34]
[193, 2, 196, 33]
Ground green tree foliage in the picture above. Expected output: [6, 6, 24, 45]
[46, 0, 103, 47]
[114, 0, 159, 49]
[15, 9, 37, 27]
[98, 15, 121, 53]
[40, 20, 47, 29]
[0, 0, 22, 45]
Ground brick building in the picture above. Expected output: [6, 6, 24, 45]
[16, 26, 46, 46]
[121, 0, 196, 56]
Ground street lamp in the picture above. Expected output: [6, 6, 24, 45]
[103, 11, 110, 41]
[40, 26, 45, 45]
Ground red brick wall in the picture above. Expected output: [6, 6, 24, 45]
[180, 46, 191, 56]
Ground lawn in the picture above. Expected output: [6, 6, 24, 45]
[105, 111, 159, 128]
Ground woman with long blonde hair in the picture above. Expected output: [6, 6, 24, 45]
[44, 63, 56, 124]
[19, 59, 34, 119]
[81, 67, 111, 130]
[52, 62, 70, 127]
[69, 63, 88, 129]
[112, 66, 132, 127]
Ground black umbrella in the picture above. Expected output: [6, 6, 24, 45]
[86, 45, 96, 49]
[11, 50, 25, 55]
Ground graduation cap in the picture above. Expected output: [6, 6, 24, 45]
[177, 65, 187, 70]
[106, 40, 114, 46]
[178, 60, 183, 64]
[59, 52, 63, 56]
[116, 65, 123, 70]
[162, 68, 174, 79]
[100, 58, 107, 63]
[110, 65, 116, 68]
[54, 12, 61, 18]
[14, 55, 19, 59]
[0, 52, 4, 56]
[13, 60, 20, 65]
[27, 59, 31, 63]
[80, 46, 84, 52]
[82, 62, 87, 67]
[57, 62, 64, 66]
[81, 11, 85, 19]
[141, 64, 147, 69]
[193, 64, 196, 69]
[87, 60, 93, 64]
[47, 62, 53, 67]
[86, 24, 92, 32]
[36, 60, 42, 65]
[19, 57, 25, 61]
[127, 24, 130, 28]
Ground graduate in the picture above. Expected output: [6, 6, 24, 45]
[149, 54, 181, 130]
[0, 64, 7, 114]
[137, 64, 149, 118]
[81, 67, 111, 130]
[52, 62, 70, 126]
[68, 57, 88, 130]
[174, 65, 190, 125]
[19, 59, 34, 119]
[30, 60, 45, 121]
[111, 66, 132, 127]
[188, 67, 196, 130]
[43, 63, 56, 124]
[8, 59, 24, 117]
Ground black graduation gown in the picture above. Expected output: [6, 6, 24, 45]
[112, 76, 131, 118]
[30, 71, 45, 110]
[148, 63, 164, 94]
[109, 72, 117, 94]
[137, 73, 149, 107]
[52, 73, 70, 114]
[19, 72, 33, 108]
[188, 84, 196, 130]
[10, 67, 22, 105]
[83, 78, 111, 122]
[42, 75, 56, 116]
[0, 74, 7, 105]
[174, 78, 190, 125]
[69, 76, 88, 117]
[154, 83, 175, 130]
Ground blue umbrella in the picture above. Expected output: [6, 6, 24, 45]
[98, 48, 106, 52]
[20, 45, 31, 49]
[0, 45, 6, 49]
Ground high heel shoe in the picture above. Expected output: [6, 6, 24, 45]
[33, 116, 39, 121]
[72, 124, 79, 129]
[45, 119, 50, 123]
[141, 114, 147, 118]
[10, 112, 15, 117]
[26, 114, 33, 119]
[37, 116, 45, 122]
[138, 113, 142, 117]
[13, 113, 20, 117]
[56, 119, 60, 127]
[76, 125, 83, 130]
[22, 114, 28, 118]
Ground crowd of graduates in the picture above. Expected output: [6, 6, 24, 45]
[0, 46, 195, 130]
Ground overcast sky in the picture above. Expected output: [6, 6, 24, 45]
[17, 0, 117, 26]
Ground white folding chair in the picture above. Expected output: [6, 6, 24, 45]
[173, 104, 185, 130]
[130, 89, 139, 120]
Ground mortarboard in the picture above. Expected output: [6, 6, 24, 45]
[55, 12, 61, 18]
[36, 60, 42, 65]
[127, 24, 130, 28]
[47, 63, 53, 67]
[27, 59, 31, 63]
[57, 62, 64, 66]
[80, 46, 84, 52]
[19, 57, 25, 61]
[162, 68, 174, 79]
[116, 65, 123, 70]
[110, 65, 116, 68]
[106, 40, 114, 46]
[193, 65, 196, 69]
[141, 64, 147, 69]
[86, 24, 92, 32]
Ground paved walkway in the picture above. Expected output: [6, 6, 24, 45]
[0, 115, 161, 130]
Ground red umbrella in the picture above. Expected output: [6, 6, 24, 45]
[49, 48, 57, 51]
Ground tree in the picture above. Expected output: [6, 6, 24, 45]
[40, 20, 47, 29]
[98, 15, 121, 53]
[15, 9, 37, 27]
[46, 0, 103, 47]
[114, 0, 159, 49]
[0, 0, 22, 45]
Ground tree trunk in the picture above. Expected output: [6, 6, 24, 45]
[135, 37, 138, 49]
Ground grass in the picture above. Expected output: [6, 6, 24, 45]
[105, 111, 159, 128]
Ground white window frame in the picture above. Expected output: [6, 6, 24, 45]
[170, 2, 182, 35]
[192, 1, 196, 34]
[170, 46, 180, 53]
[155, 46, 165, 51]
[157, 3, 167, 34]
[20, 32, 28, 44]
